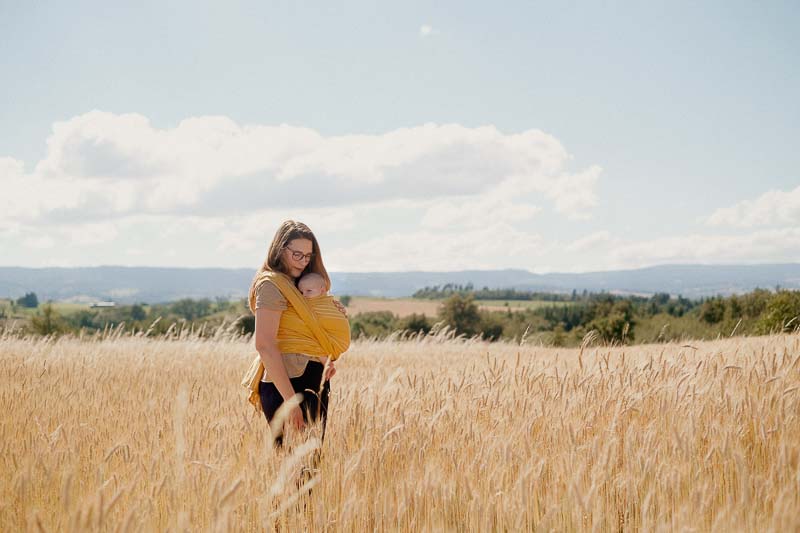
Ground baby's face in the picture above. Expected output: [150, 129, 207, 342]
[299, 280, 326, 298]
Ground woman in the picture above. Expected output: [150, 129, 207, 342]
[247, 220, 346, 448]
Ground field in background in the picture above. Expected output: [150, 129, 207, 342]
[345, 297, 441, 317]
[0, 298, 80, 317]
[3, 327, 799, 531]
[346, 296, 570, 317]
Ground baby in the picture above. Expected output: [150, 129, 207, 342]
[297, 272, 342, 379]
[298, 272, 328, 299]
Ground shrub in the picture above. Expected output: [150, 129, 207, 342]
[16, 292, 38, 308]
[29, 303, 66, 336]
[699, 297, 726, 324]
[234, 315, 255, 335]
[131, 304, 147, 321]
[756, 290, 800, 334]
[350, 311, 397, 338]
[587, 301, 635, 344]
[398, 313, 432, 335]
[169, 298, 213, 321]
[439, 294, 481, 337]
[477, 311, 504, 341]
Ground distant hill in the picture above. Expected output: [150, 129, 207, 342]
[0, 264, 798, 304]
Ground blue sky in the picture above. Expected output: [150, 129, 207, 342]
[1, 0, 799, 272]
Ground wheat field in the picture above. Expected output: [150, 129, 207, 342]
[2, 324, 799, 532]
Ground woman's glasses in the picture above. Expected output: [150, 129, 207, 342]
[285, 246, 314, 262]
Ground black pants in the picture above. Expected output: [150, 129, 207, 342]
[258, 360, 330, 449]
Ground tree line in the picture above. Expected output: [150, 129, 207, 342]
[352, 288, 800, 345]
[3, 287, 799, 345]
[413, 284, 583, 301]
[0, 295, 239, 336]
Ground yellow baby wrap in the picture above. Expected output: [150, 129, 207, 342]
[241, 271, 350, 412]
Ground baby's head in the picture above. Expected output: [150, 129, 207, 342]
[298, 272, 327, 298]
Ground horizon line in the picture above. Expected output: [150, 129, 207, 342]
[1, 261, 799, 275]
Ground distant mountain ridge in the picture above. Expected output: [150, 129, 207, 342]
[1, 263, 799, 304]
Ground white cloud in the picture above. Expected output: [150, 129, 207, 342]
[23, 234, 56, 249]
[12, 221, 119, 250]
[419, 24, 440, 37]
[124, 247, 147, 257]
[0, 157, 82, 223]
[2, 111, 611, 270]
[3, 111, 600, 226]
[325, 222, 547, 272]
[420, 192, 540, 230]
[216, 207, 357, 254]
[555, 226, 800, 272]
[61, 222, 120, 246]
[543, 165, 602, 219]
[707, 185, 800, 228]
[564, 230, 613, 253]
[605, 227, 800, 269]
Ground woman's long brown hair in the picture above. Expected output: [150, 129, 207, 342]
[247, 220, 331, 313]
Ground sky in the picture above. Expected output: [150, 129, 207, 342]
[1, 0, 799, 273]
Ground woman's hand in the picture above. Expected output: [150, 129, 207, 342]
[288, 404, 305, 431]
[333, 299, 348, 317]
[323, 359, 337, 381]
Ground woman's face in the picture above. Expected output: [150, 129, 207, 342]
[282, 238, 313, 278]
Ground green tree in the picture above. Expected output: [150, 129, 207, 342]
[350, 311, 397, 338]
[169, 298, 212, 321]
[756, 290, 800, 334]
[234, 314, 255, 335]
[551, 324, 566, 347]
[439, 293, 481, 337]
[587, 300, 635, 344]
[398, 313, 431, 334]
[699, 297, 725, 324]
[213, 296, 233, 313]
[130, 304, 147, 321]
[67, 310, 100, 330]
[30, 303, 66, 336]
[478, 311, 504, 341]
[339, 295, 352, 307]
[17, 292, 39, 308]
[726, 295, 743, 321]
[740, 289, 771, 318]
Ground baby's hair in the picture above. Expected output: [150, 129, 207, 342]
[298, 272, 326, 288]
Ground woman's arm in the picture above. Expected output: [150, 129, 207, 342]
[318, 356, 336, 381]
[254, 307, 298, 404]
